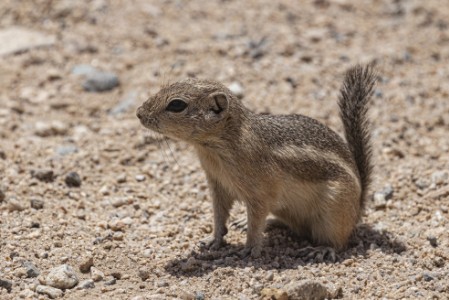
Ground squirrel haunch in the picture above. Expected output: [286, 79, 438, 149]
[137, 65, 376, 257]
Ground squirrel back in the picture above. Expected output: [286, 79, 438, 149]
[338, 64, 377, 210]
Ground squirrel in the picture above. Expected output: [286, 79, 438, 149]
[137, 64, 376, 257]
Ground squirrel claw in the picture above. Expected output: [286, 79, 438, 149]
[239, 245, 262, 258]
[199, 236, 223, 251]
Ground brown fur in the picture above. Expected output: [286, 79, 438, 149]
[137, 65, 376, 257]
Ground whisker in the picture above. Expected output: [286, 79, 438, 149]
[143, 128, 170, 165]
[163, 136, 181, 169]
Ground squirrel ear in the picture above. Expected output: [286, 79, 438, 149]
[207, 92, 229, 120]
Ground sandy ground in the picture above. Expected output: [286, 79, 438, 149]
[1, 0, 448, 299]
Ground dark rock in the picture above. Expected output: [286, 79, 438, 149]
[0, 188, 5, 202]
[423, 273, 434, 282]
[427, 236, 438, 247]
[0, 278, 12, 292]
[30, 198, 44, 209]
[31, 169, 55, 182]
[23, 261, 40, 278]
[65, 172, 81, 187]
[380, 185, 394, 200]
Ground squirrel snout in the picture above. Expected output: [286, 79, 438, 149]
[136, 106, 144, 120]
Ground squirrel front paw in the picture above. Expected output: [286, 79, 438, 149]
[239, 244, 262, 258]
[199, 236, 224, 250]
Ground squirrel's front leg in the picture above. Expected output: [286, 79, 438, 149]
[242, 202, 269, 258]
[201, 175, 234, 250]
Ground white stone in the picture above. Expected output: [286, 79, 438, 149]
[40, 264, 78, 289]
[0, 27, 55, 56]
[36, 285, 63, 299]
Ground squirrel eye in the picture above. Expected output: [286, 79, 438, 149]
[166, 99, 187, 113]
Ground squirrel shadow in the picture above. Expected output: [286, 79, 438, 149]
[164, 223, 406, 278]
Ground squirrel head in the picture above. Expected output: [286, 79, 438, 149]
[137, 79, 242, 143]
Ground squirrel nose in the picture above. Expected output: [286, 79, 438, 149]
[136, 107, 143, 119]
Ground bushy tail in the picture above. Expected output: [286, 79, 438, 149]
[338, 64, 377, 210]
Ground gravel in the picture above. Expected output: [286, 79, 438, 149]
[30, 198, 44, 209]
[65, 171, 82, 187]
[1, 1, 449, 299]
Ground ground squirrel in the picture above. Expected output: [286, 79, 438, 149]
[137, 65, 376, 257]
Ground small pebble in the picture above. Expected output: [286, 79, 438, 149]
[99, 185, 110, 195]
[79, 256, 94, 273]
[40, 264, 79, 289]
[135, 174, 146, 182]
[142, 249, 153, 258]
[373, 193, 387, 210]
[423, 273, 434, 282]
[7, 198, 25, 212]
[108, 219, 126, 231]
[137, 268, 150, 281]
[431, 171, 448, 185]
[78, 279, 95, 289]
[195, 291, 206, 300]
[36, 285, 63, 299]
[265, 271, 274, 281]
[30, 198, 44, 209]
[65, 172, 82, 187]
[55, 145, 79, 156]
[111, 197, 127, 208]
[113, 232, 124, 241]
[157, 280, 169, 287]
[83, 71, 119, 92]
[116, 174, 127, 183]
[23, 261, 40, 278]
[91, 267, 104, 282]
[0, 278, 12, 292]
[427, 236, 438, 247]
[104, 277, 116, 286]
[31, 169, 54, 182]
[34, 121, 68, 137]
